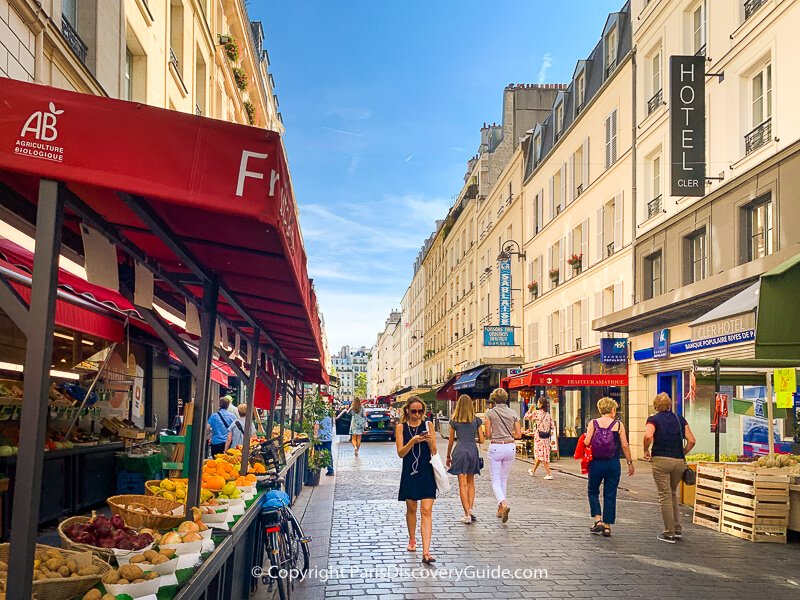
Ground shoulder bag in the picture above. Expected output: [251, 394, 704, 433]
[538, 411, 552, 439]
[675, 412, 696, 485]
[427, 421, 451, 493]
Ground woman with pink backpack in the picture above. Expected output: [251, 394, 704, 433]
[583, 397, 634, 537]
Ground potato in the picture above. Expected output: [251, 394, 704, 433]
[45, 549, 62, 560]
[45, 571, 62, 579]
[151, 554, 168, 565]
[83, 590, 102, 600]
[129, 554, 147, 564]
[66, 559, 78, 574]
[101, 571, 120, 585]
[158, 548, 176, 559]
[116, 579, 129, 585]
[143, 550, 159, 562]
[57, 566, 71, 577]
[144, 572, 159, 580]
[102, 595, 117, 600]
[77, 565, 101, 576]
[132, 578, 145, 584]
[118, 564, 144, 581]
[0, 561, 6, 572]
[45, 558, 63, 571]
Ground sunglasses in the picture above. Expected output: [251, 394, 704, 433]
[409, 409, 424, 415]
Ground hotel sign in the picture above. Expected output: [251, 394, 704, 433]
[670, 55, 706, 197]
[691, 312, 756, 342]
[499, 258, 511, 326]
[484, 326, 515, 347]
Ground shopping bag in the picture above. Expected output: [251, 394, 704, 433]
[426, 421, 451, 493]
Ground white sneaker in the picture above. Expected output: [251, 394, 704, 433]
[527, 468, 535, 477]
[460, 515, 472, 524]
[543, 475, 554, 480]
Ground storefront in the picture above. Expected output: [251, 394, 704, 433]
[502, 349, 629, 456]
[0, 78, 326, 599]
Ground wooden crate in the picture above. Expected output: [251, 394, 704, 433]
[720, 467, 790, 543]
[693, 462, 726, 531]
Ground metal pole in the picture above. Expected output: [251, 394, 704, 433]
[278, 370, 288, 443]
[265, 365, 279, 440]
[186, 277, 219, 510]
[714, 357, 721, 462]
[289, 376, 299, 440]
[766, 369, 775, 459]
[240, 330, 260, 477]
[7, 180, 64, 600]
[298, 382, 306, 429]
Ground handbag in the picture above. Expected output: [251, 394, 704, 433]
[427, 422, 451, 492]
[675, 412, 696, 485]
[478, 457, 485, 469]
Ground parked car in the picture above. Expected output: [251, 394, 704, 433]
[362, 407, 396, 441]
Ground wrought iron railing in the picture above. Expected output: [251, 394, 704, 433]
[556, 204, 562, 215]
[554, 344, 560, 355]
[647, 195, 662, 219]
[576, 183, 584, 197]
[195, 104, 202, 116]
[607, 242, 615, 258]
[745, 118, 771, 155]
[606, 58, 617, 78]
[745, 0, 766, 20]
[61, 17, 87, 64]
[169, 47, 180, 72]
[464, 183, 479, 200]
[575, 101, 585, 117]
[647, 88, 663, 115]
[555, 129, 562, 142]
[575, 337, 582, 351]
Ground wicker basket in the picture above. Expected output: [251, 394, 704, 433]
[0, 543, 111, 600]
[107, 494, 185, 530]
[58, 516, 115, 560]
[143, 478, 188, 499]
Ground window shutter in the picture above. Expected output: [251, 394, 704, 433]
[547, 313, 553, 355]
[594, 290, 603, 343]
[613, 282, 623, 312]
[567, 229, 574, 279]
[605, 114, 612, 168]
[548, 176, 555, 221]
[582, 137, 590, 189]
[532, 193, 538, 234]
[547, 245, 553, 274]
[538, 254, 543, 290]
[581, 297, 589, 347]
[596, 206, 604, 263]
[537, 188, 544, 230]
[611, 109, 618, 164]
[568, 154, 575, 204]
[581, 218, 589, 264]
[529, 322, 539, 361]
[528, 259, 534, 284]
[559, 237, 566, 281]
[560, 163, 566, 208]
[614, 193, 623, 252]
[565, 304, 573, 352]
[559, 308, 566, 353]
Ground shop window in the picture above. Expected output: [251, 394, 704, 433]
[644, 251, 662, 300]
[564, 390, 583, 438]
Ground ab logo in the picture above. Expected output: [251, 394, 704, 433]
[20, 102, 64, 142]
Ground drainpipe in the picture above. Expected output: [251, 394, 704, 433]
[630, 47, 638, 307]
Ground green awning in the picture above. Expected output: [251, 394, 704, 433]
[755, 252, 800, 359]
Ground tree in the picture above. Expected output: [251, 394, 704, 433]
[354, 372, 367, 398]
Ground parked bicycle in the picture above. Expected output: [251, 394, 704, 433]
[260, 487, 311, 600]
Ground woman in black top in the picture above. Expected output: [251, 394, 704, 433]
[396, 397, 438, 564]
[643, 392, 696, 543]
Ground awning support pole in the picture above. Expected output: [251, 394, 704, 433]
[714, 357, 721, 462]
[278, 368, 289, 443]
[298, 382, 306, 428]
[240, 329, 260, 477]
[186, 277, 219, 510]
[289, 376, 299, 439]
[0, 273, 30, 333]
[7, 180, 63, 600]
[265, 365, 279, 439]
[766, 369, 775, 458]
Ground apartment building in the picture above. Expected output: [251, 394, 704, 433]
[596, 0, 800, 458]
[330, 345, 368, 402]
[422, 223, 448, 388]
[368, 310, 402, 398]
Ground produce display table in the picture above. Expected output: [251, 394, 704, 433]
[0, 442, 123, 540]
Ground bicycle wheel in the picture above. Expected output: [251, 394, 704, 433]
[264, 530, 291, 600]
[284, 508, 310, 577]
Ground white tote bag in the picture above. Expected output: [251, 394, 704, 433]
[427, 422, 451, 493]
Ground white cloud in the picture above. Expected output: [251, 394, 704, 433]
[316, 290, 399, 351]
[537, 52, 553, 84]
[325, 106, 372, 121]
[322, 126, 364, 137]
[404, 154, 414, 162]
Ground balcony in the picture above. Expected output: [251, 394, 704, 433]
[606, 242, 615, 258]
[575, 101, 585, 117]
[554, 344, 561, 355]
[605, 58, 617, 79]
[576, 183, 584, 197]
[556, 204, 562, 215]
[169, 47, 180, 73]
[647, 195, 662, 219]
[647, 89, 663, 116]
[61, 17, 87, 64]
[745, 118, 771, 155]
[464, 183, 479, 200]
[744, 0, 767, 20]
[575, 337, 582, 351]
[555, 129, 562, 143]
[195, 104, 202, 116]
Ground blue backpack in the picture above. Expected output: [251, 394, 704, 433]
[591, 419, 618, 459]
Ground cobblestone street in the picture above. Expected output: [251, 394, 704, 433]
[290, 436, 800, 600]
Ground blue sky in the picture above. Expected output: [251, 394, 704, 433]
[252, 0, 622, 354]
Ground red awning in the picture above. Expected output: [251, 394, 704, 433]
[502, 349, 628, 389]
[436, 374, 459, 402]
[0, 78, 326, 383]
[167, 349, 233, 387]
[253, 377, 274, 410]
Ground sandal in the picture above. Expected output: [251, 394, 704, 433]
[602, 526, 611, 537]
[590, 521, 604, 534]
[406, 541, 417, 552]
[422, 553, 436, 564]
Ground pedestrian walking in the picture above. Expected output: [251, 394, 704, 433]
[337, 398, 366, 456]
[643, 392, 696, 543]
[396, 396, 438, 564]
[207, 396, 235, 457]
[225, 403, 256, 451]
[314, 406, 336, 476]
[484, 388, 521, 523]
[584, 397, 634, 537]
[446, 394, 484, 524]
[526, 398, 554, 479]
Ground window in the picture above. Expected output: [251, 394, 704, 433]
[747, 63, 772, 154]
[605, 26, 618, 77]
[575, 73, 586, 113]
[125, 49, 133, 101]
[647, 154, 662, 218]
[533, 133, 542, 163]
[170, 1, 185, 74]
[555, 102, 564, 139]
[651, 50, 661, 96]
[574, 146, 584, 196]
[693, 3, 706, 55]
[553, 169, 562, 214]
[687, 229, 707, 283]
[532, 193, 539, 234]
[644, 251, 663, 300]
[605, 109, 618, 168]
[744, 197, 773, 261]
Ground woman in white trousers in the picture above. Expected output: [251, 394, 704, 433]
[483, 388, 521, 523]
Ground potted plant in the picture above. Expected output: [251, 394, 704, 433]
[567, 252, 583, 274]
[232, 67, 248, 91]
[527, 281, 538, 298]
[548, 268, 559, 284]
[243, 100, 256, 125]
[221, 36, 239, 63]
[304, 448, 331, 486]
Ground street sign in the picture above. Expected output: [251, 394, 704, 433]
[600, 338, 628, 363]
[499, 258, 511, 326]
[484, 326, 514, 346]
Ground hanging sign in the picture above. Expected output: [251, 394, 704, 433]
[600, 338, 628, 363]
[653, 329, 670, 359]
[484, 326, 514, 346]
[499, 258, 511, 326]
[774, 368, 796, 409]
[670, 55, 706, 197]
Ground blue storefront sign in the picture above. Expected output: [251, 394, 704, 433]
[499, 258, 511, 326]
[600, 338, 628, 363]
[653, 329, 670, 359]
[634, 329, 756, 361]
[484, 325, 514, 346]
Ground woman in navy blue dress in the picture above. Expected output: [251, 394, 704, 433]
[396, 396, 437, 564]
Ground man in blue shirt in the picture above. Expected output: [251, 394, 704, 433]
[208, 397, 235, 456]
[314, 411, 335, 476]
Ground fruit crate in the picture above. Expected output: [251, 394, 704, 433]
[693, 462, 725, 531]
[720, 467, 790, 543]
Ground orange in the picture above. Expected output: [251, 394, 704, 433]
[205, 475, 225, 491]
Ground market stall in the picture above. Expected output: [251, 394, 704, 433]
[0, 78, 327, 599]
